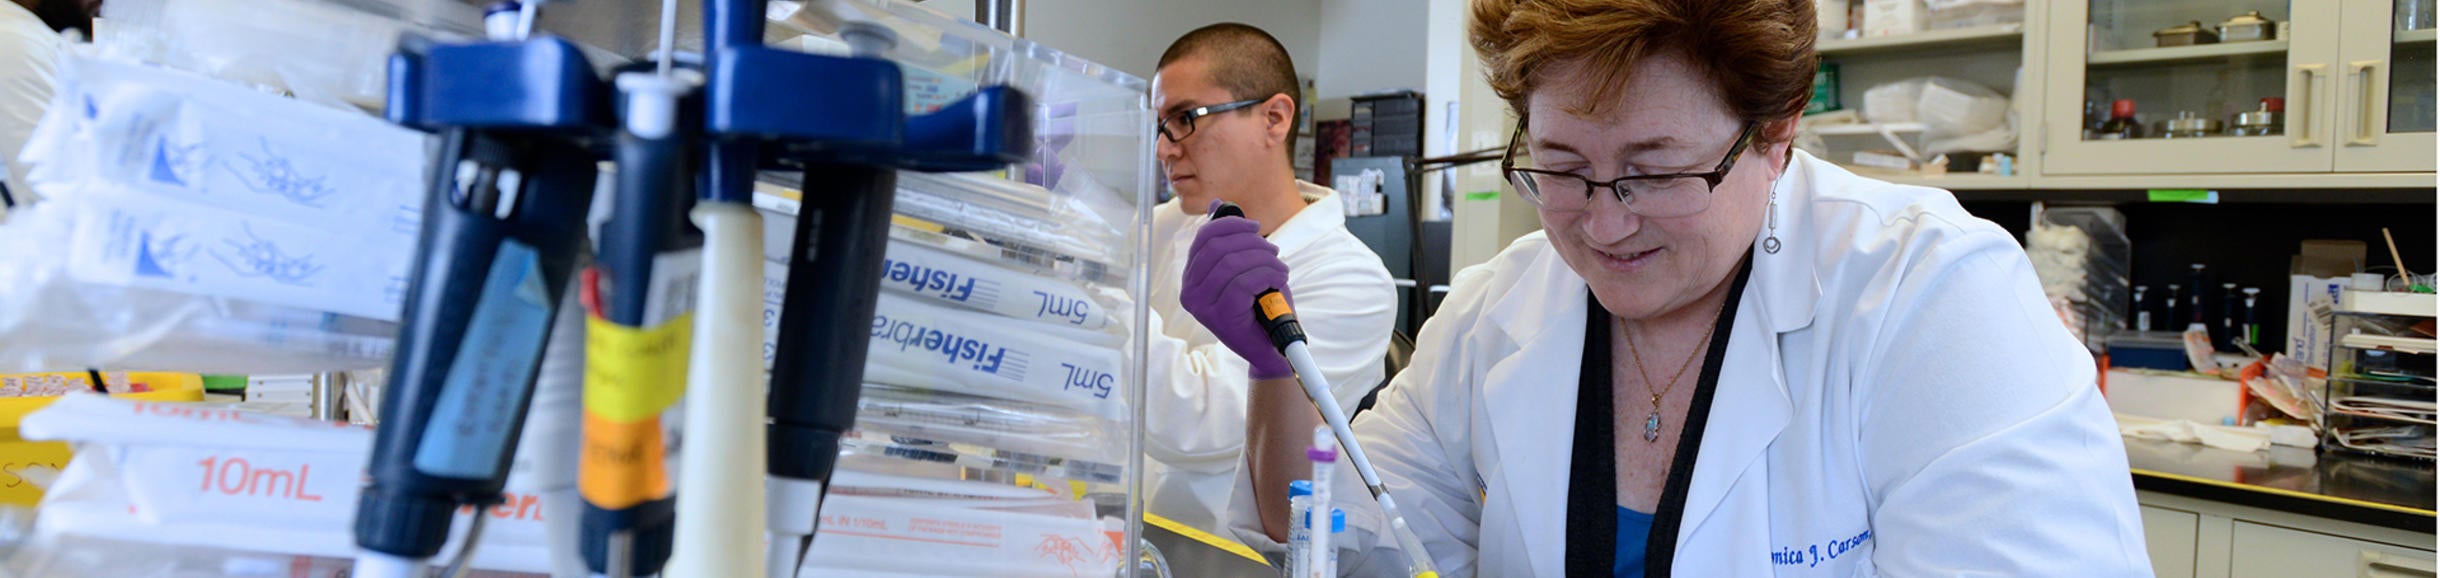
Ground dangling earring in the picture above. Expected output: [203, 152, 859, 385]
[1762, 189, 1782, 254]
[1762, 145, 1785, 255]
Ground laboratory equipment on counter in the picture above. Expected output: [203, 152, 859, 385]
[1307, 426, 1338, 578]
[1219, 201, 1442, 578]
[2231, 98, 2284, 136]
[1286, 480, 1313, 578]
[2188, 264, 2209, 327]
[2218, 11, 2277, 42]
[2221, 283, 2240, 350]
[579, 56, 705, 577]
[2165, 284, 2183, 331]
[724, 2, 1037, 574]
[354, 11, 610, 577]
[2135, 285, 2152, 332]
[2154, 20, 2219, 47]
[2029, 207, 2131, 352]
[2321, 302, 2438, 460]
[2242, 287, 2263, 347]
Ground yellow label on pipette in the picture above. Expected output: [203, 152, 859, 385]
[582, 315, 692, 421]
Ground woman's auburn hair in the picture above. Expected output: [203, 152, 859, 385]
[1469, 0, 1818, 134]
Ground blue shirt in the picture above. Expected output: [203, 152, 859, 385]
[1617, 507, 1653, 578]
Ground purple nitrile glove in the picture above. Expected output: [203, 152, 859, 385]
[1181, 202, 1295, 380]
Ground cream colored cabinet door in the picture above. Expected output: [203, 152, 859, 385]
[2228, 521, 2437, 578]
[2044, 0, 2344, 174]
[2143, 506, 2201, 578]
[2334, 0, 2439, 171]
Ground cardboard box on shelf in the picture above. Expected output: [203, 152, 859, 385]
[2288, 275, 2350, 370]
[2287, 240, 2371, 370]
[2296, 240, 2368, 278]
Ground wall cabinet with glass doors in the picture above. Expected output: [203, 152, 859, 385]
[2041, 0, 2436, 176]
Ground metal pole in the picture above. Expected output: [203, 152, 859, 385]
[313, 372, 346, 422]
[975, 0, 1023, 36]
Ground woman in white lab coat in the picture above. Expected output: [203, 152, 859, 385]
[1176, 0, 2154, 575]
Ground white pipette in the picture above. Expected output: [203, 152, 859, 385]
[1213, 202, 1441, 578]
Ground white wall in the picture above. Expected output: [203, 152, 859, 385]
[1313, 0, 1428, 100]
[1011, 0, 1322, 83]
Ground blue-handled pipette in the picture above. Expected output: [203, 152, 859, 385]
[352, 20, 608, 577]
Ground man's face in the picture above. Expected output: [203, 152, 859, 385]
[1151, 56, 1285, 215]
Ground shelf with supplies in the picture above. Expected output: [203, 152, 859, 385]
[2398, 28, 2439, 43]
[1818, 24, 2027, 57]
[1808, 122, 1927, 136]
[2342, 290, 2439, 318]
[2340, 333, 2439, 355]
[2085, 40, 2291, 67]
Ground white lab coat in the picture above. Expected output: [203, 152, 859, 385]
[0, 1, 57, 200]
[1231, 151, 2152, 577]
[1144, 181, 1397, 533]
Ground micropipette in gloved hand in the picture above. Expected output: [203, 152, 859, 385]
[1212, 202, 1441, 578]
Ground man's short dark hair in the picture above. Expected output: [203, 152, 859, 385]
[1158, 23, 1300, 156]
[32, 0, 95, 38]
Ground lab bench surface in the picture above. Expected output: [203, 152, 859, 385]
[1146, 514, 1277, 577]
[2123, 437, 2435, 533]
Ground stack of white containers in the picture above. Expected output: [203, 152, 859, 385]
[756, 4, 1157, 575]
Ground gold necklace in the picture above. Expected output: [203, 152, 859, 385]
[1621, 299, 1727, 444]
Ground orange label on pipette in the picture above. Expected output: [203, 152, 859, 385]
[579, 412, 670, 509]
[1257, 291, 1293, 321]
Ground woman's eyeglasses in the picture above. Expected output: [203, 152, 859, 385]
[1499, 121, 1758, 218]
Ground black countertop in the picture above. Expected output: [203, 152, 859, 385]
[2122, 437, 2436, 533]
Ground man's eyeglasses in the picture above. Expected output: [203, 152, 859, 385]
[1157, 98, 1265, 143]
[1499, 120, 1758, 218]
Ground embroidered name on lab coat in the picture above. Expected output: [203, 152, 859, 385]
[1770, 528, 1872, 568]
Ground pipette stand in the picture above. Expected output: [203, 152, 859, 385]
[700, 1, 1034, 577]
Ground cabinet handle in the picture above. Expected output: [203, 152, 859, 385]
[2349, 60, 2384, 147]
[2293, 64, 2325, 148]
[2361, 549, 2438, 578]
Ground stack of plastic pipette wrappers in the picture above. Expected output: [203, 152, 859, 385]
[754, 167, 1145, 577]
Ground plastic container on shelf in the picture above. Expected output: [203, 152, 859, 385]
[1924, 0, 2023, 30]
[2028, 206, 2132, 353]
